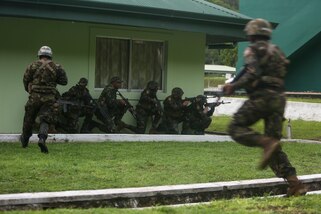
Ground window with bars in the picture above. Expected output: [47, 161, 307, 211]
[95, 37, 165, 90]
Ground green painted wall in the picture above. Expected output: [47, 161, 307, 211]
[239, 0, 321, 92]
[0, 17, 205, 133]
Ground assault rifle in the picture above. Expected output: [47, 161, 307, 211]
[117, 91, 137, 120]
[57, 99, 95, 113]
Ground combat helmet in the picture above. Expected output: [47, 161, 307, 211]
[244, 18, 272, 38]
[78, 78, 88, 86]
[147, 81, 158, 91]
[196, 95, 207, 104]
[38, 46, 53, 58]
[171, 87, 184, 97]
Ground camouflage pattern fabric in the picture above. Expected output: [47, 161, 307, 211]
[156, 95, 186, 134]
[22, 59, 67, 140]
[135, 88, 162, 134]
[83, 84, 126, 133]
[228, 40, 296, 178]
[182, 101, 212, 135]
[57, 84, 94, 133]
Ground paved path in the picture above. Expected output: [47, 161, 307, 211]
[1, 134, 321, 144]
[0, 174, 320, 210]
[209, 97, 321, 121]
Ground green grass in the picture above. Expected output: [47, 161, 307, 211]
[4, 195, 321, 213]
[209, 115, 321, 140]
[1, 142, 321, 194]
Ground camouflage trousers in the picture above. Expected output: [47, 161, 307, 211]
[22, 92, 59, 140]
[228, 93, 296, 178]
[157, 115, 184, 134]
[182, 117, 212, 135]
[135, 107, 162, 134]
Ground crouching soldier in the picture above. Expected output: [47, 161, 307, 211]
[182, 95, 213, 135]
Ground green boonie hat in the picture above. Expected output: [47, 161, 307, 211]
[110, 76, 123, 83]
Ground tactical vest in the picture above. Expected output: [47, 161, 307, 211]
[30, 60, 58, 94]
[249, 41, 289, 93]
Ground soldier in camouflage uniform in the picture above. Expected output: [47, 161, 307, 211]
[156, 87, 190, 134]
[223, 18, 307, 196]
[83, 76, 127, 133]
[20, 46, 68, 153]
[57, 78, 95, 133]
[135, 81, 162, 134]
[181, 95, 214, 135]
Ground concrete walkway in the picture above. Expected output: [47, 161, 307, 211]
[1, 133, 321, 144]
[1, 174, 321, 210]
[209, 97, 321, 121]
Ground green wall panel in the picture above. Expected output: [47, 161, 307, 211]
[0, 17, 205, 133]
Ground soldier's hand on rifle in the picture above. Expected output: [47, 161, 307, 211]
[203, 106, 210, 114]
[119, 99, 127, 106]
[183, 100, 191, 106]
[223, 83, 235, 95]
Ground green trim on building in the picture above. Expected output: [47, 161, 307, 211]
[0, 0, 251, 44]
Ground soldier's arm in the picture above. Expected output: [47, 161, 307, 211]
[23, 64, 34, 93]
[230, 47, 260, 90]
[56, 64, 68, 86]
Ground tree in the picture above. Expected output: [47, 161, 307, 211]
[205, 0, 239, 66]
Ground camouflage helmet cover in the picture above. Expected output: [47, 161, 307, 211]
[38, 46, 53, 58]
[196, 95, 207, 104]
[78, 77, 88, 86]
[171, 87, 184, 97]
[244, 18, 272, 38]
[110, 76, 123, 83]
[147, 81, 158, 90]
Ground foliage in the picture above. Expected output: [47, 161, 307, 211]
[204, 0, 239, 66]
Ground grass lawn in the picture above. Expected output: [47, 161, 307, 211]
[209, 115, 321, 141]
[1, 141, 321, 194]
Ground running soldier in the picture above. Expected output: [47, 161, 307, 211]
[223, 18, 307, 196]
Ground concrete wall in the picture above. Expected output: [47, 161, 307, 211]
[0, 17, 205, 133]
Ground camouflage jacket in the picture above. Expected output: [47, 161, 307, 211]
[98, 84, 118, 108]
[62, 85, 92, 105]
[233, 40, 289, 96]
[163, 95, 186, 119]
[23, 59, 68, 94]
[136, 89, 161, 113]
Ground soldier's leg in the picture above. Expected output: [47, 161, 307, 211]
[21, 100, 39, 148]
[37, 100, 57, 154]
[228, 99, 280, 168]
[38, 122, 49, 154]
[136, 110, 148, 134]
[265, 112, 307, 196]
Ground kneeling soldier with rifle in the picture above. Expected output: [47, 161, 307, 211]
[56, 78, 95, 133]
[81, 76, 135, 133]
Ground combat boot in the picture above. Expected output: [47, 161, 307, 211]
[38, 138, 49, 154]
[285, 175, 307, 197]
[258, 137, 281, 170]
[20, 135, 29, 148]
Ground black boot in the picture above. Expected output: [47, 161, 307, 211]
[38, 137, 49, 154]
[20, 134, 30, 148]
[38, 122, 49, 154]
